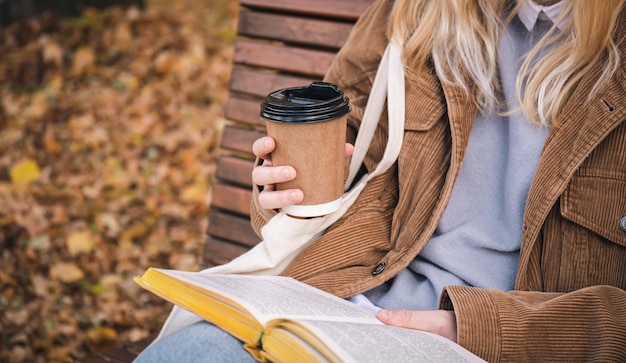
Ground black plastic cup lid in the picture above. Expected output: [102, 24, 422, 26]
[260, 82, 351, 123]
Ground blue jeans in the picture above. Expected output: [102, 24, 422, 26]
[134, 321, 257, 362]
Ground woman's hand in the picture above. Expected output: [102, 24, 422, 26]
[377, 309, 458, 342]
[251, 136, 354, 211]
[252, 136, 304, 210]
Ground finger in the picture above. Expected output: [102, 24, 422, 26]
[258, 189, 304, 210]
[252, 136, 276, 161]
[377, 309, 458, 342]
[345, 142, 355, 158]
[252, 165, 297, 186]
[377, 309, 422, 329]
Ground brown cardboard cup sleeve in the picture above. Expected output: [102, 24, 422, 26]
[260, 82, 351, 217]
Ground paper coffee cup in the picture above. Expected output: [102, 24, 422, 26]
[260, 82, 351, 217]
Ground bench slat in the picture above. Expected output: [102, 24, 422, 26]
[233, 40, 336, 77]
[228, 67, 317, 100]
[224, 96, 264, 126]
[238, 11, 354, 49]
[202, 237, 254, 268]
[208, 210, 260, 247]
[215, 156, 255, 187]
[219, 125, 265, 155]
[239, 0, 373, 20]
[211, 183, 253, 216]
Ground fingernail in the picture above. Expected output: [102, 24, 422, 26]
[280, 168, 291, 179]
[289, 191, 300, 202]
[264, 138, 271, 149]
[378, 309, 390, 319]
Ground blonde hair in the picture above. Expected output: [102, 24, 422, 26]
[388, 0, 625, 126]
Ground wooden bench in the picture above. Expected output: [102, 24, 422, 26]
[81, 0, 374, 361]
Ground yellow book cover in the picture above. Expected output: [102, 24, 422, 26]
[135, 267, 486, 363]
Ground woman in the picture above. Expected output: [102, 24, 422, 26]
[137, 0, 626, 361]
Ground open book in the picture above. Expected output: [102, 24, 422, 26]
[135, 268, 486, 363]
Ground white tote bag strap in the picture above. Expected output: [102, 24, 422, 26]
[371, 39, 405, 179]
[345, 40, 404, 187]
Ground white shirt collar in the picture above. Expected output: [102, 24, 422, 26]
[517, 0, 566, 31]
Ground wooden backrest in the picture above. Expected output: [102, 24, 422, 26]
[201, 0, 375, 268]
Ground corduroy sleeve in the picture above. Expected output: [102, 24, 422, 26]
[440, 285, 626, 362]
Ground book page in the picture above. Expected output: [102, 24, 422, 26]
[158, 269, 379, 325]
[269, 319, 487, 363]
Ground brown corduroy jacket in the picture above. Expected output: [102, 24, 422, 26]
[251, 0, 626, 361]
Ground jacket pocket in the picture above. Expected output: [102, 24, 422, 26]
[404, 75, 445, 132]
[404, 103, 443, 131]
[561, 174, 626, 246]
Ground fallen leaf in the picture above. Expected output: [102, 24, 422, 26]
[68, 113, 96, 131]
[44, 139, 63, 154]
[50, 262, 85, 283]
[85, 326, 117, 342]
[97, 213, 121, 237]
[153, 51, 176, 74]
[47, 346, 72, 363]
[144, 231, 171, 256]
[118, 277, 141, 299]
[21, 92, 49, 120]
[31, 274, 49, 297]
[181, 182, 207, 203]
[100, 274, 123, 287]
[10, 159, 42, 186]
[5, 309, 29, 325]
[114, 23, 133, 50]
[28, 235, 51, 251]
[127, 327, 150, 342]
[40, 35, 64, 66]
[8, 347, 28, 363]
[72, 46, 96, 75]
[168, 253, 197, 271]
[66, 230, 96, 256]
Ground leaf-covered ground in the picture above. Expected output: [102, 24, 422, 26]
[0, 0, 238, 361]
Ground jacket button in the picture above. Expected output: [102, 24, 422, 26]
[372, 262, 386, 275]
[620, 216, 626, 232]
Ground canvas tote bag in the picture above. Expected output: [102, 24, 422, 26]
[153, 40, 405, 340]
